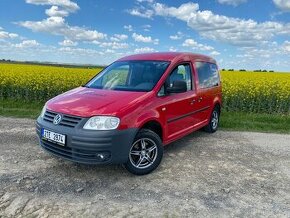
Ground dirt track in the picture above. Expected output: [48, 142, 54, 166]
[0, 117, 289, 217]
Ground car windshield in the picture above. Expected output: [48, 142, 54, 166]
[86, 61, 170, 92]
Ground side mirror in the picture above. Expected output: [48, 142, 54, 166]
[166, 80, 187, 94]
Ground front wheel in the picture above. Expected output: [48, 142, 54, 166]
[124, 129, 163, 175]
[204, 106, 220, 133]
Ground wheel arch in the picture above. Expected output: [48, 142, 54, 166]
[212, 96, 222, 113]
[139, 120, 163, 142]
[206, 98, 222, 122]
[214, 102, 221, 113]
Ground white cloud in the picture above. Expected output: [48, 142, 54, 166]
[0, 27, 19, 39]
[154, 2, 199, 21]
[110, 34, 128, 42]
[169, 31, 183, 40]
[273, 0, 290, 12]
[142, 24, 151, 31]
[282, 40, 290, 52]
[169, 35, 181, 40]
[14, 40, 39, 48]
[134, 47, 155, 53]
[124, 24, 133, 32]
[45, 6, 69, 17]
[59, 39, 78, 46]
[58, 47, 102, 56]
[90, 40, 100, 45]
[128, 8, 154, 18]
[210, 51, 221, 56]
[182, 39, 214, 51]
[19, 16, 107, 42]
[99, 42, 129, 49]
[151, 2, 290, 46]
[105, 49, 115, 53]
[236, 42, 290, 64]
[0, 31, 18, 39]
[26, 0, 79, 12]
[142, 24, 151, 29]
[19, 16, 64, 32]
[186, 12, 289, 46]
[132, 32, 159, 44]
[0, 40, 124, 65]
[217, 0, 247, 6]
[169, 46, 177, 52]
[21, 0, 103, 44]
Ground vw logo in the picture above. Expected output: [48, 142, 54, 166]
[53, 114, 62, 125]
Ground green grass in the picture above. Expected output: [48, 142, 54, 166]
[220, 111, 290, 134]
[0, 99, 289, 133]
[0, 99, 44, 119]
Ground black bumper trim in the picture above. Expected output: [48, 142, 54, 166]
[36, 116, 138, 165]
[41, 140, 110, 164]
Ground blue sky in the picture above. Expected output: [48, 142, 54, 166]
[0, 0, 290, 71]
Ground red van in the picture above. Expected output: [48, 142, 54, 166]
[36, 52, 222, 175]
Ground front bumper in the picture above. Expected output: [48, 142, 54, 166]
[36, 115, 138, 165]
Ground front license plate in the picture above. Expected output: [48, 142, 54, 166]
[41, 128, 66, 146]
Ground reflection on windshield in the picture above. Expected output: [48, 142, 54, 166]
[86, 61, 170, 92]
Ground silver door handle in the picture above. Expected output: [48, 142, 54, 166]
[190, 99, 196, 105]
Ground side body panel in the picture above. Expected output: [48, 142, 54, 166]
[129, 56, 222, 145]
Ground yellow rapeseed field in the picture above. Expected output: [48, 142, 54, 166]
[0, 63, 289, 113]
[221, 71, 290, 113]
[0, 63, 100, 101]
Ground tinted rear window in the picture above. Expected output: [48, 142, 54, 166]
[195, 62, 220, 89]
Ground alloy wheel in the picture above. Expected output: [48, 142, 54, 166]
[129, 138, 158, 169]
[211, 110, 219, 130]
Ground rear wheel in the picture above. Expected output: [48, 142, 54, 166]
[204, 106, 220, 133]
[124, 129, 163, 175]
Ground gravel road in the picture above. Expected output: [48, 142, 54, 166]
[0, 117, 290, 217]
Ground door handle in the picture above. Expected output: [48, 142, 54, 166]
[190, 99, 196, 105]
[198, 97, 203, 102]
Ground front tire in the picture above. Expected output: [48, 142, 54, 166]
[124, 129, 163, 175]
[204, 106, 220, 133]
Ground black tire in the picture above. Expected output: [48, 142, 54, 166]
[124, 129, 163, 175]
[204, 106, 220, 133]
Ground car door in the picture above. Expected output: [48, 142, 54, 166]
[158, 63, 196, 140]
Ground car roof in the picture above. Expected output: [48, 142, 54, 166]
[117, 52, 216, 63]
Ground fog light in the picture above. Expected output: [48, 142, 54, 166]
[96, 152, 110, 162]
[97, 154, 104, 159]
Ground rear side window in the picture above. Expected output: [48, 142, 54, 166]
[195, 62, 219, 89]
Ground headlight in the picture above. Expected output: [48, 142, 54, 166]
[83, 116, 120, 130]
[40, 104, 46, 118]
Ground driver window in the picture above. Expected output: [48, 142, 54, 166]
[169, 64, 192, 91]
[157, 63, 193, 96]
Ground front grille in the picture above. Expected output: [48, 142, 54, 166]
[44, 110, 82, 128]
[41, 139, 111, 163]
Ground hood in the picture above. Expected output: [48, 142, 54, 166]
[46, 87, 151, 117]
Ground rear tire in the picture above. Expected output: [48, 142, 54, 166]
[204, 106, 220, 133]
[124, 129, 163, 175]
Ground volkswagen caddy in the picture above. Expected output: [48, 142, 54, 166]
[36, 52, 222, 175]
